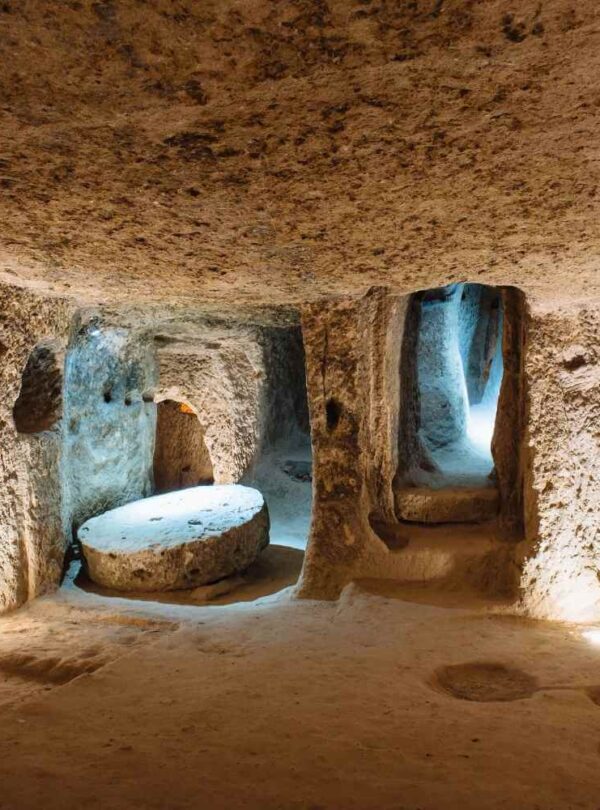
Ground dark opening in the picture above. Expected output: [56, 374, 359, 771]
[13, 342, 63, 434]
[326, 398, 342, 431]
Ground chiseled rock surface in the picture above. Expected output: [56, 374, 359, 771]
[78, 485, 270, 592]
[1, 2, 600, 310]
[519, 304, 600, 622]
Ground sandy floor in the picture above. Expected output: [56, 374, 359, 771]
[0, 576, 599, 810]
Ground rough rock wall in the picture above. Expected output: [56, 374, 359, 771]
[518, 303, 600, 622]
[61, 319, 157, 533]
[462, 286, 502, 405]
[417, 286, 469, 448]
[0, 285, 73, 612]
[395, 295, 426, 484]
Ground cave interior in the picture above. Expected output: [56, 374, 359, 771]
[0, 3, 599, 808]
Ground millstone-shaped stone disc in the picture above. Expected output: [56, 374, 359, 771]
[78, 484, 270, 592]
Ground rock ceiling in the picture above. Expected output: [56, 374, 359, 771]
[0, 0, 599, 315]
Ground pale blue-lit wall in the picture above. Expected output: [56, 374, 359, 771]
[61, 320, 158, 536]
[417, 284, 469, 449]
[416, 283, 503, 454]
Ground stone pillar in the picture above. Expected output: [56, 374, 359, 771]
[296, 288, 404, 599]
[492, 287, 527, 531]
[518, 302, 600, 621]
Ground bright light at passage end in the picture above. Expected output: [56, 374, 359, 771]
[581, 628, 600, 647]
[467, 401, 497, 457]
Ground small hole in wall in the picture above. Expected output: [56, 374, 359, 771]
[124, 396, 132, 406]
[326, 398, 342, 431]
[103, 389, 112, 404]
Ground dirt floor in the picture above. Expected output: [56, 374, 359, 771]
[0, 575, 599, 810]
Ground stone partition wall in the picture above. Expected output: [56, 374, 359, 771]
[298, 287, 600, 624]
[298, 285, 519, 599]
[518, 302, 600, 622]
[0, 285, 73, 611]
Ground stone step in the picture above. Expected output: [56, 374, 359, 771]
[394, 485, 499, 524]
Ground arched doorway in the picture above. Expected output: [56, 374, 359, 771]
[153, 400, 214, 494]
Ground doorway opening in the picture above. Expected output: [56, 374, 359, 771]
[396, 283, 504, 523]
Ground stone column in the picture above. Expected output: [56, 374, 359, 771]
[296, 288, 404, 599]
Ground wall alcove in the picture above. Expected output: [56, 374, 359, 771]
[13, 341, 63, 435]
[153, 399, 214, 494]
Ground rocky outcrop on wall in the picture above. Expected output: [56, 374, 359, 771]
[519, 303, 600, 622]
[0, 285, 73, 612]
[61, 318, 158, 534]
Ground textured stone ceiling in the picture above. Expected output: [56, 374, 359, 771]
[0, 0, 599, 313]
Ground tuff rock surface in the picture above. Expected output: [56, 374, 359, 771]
[0, 1, 598, 622]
